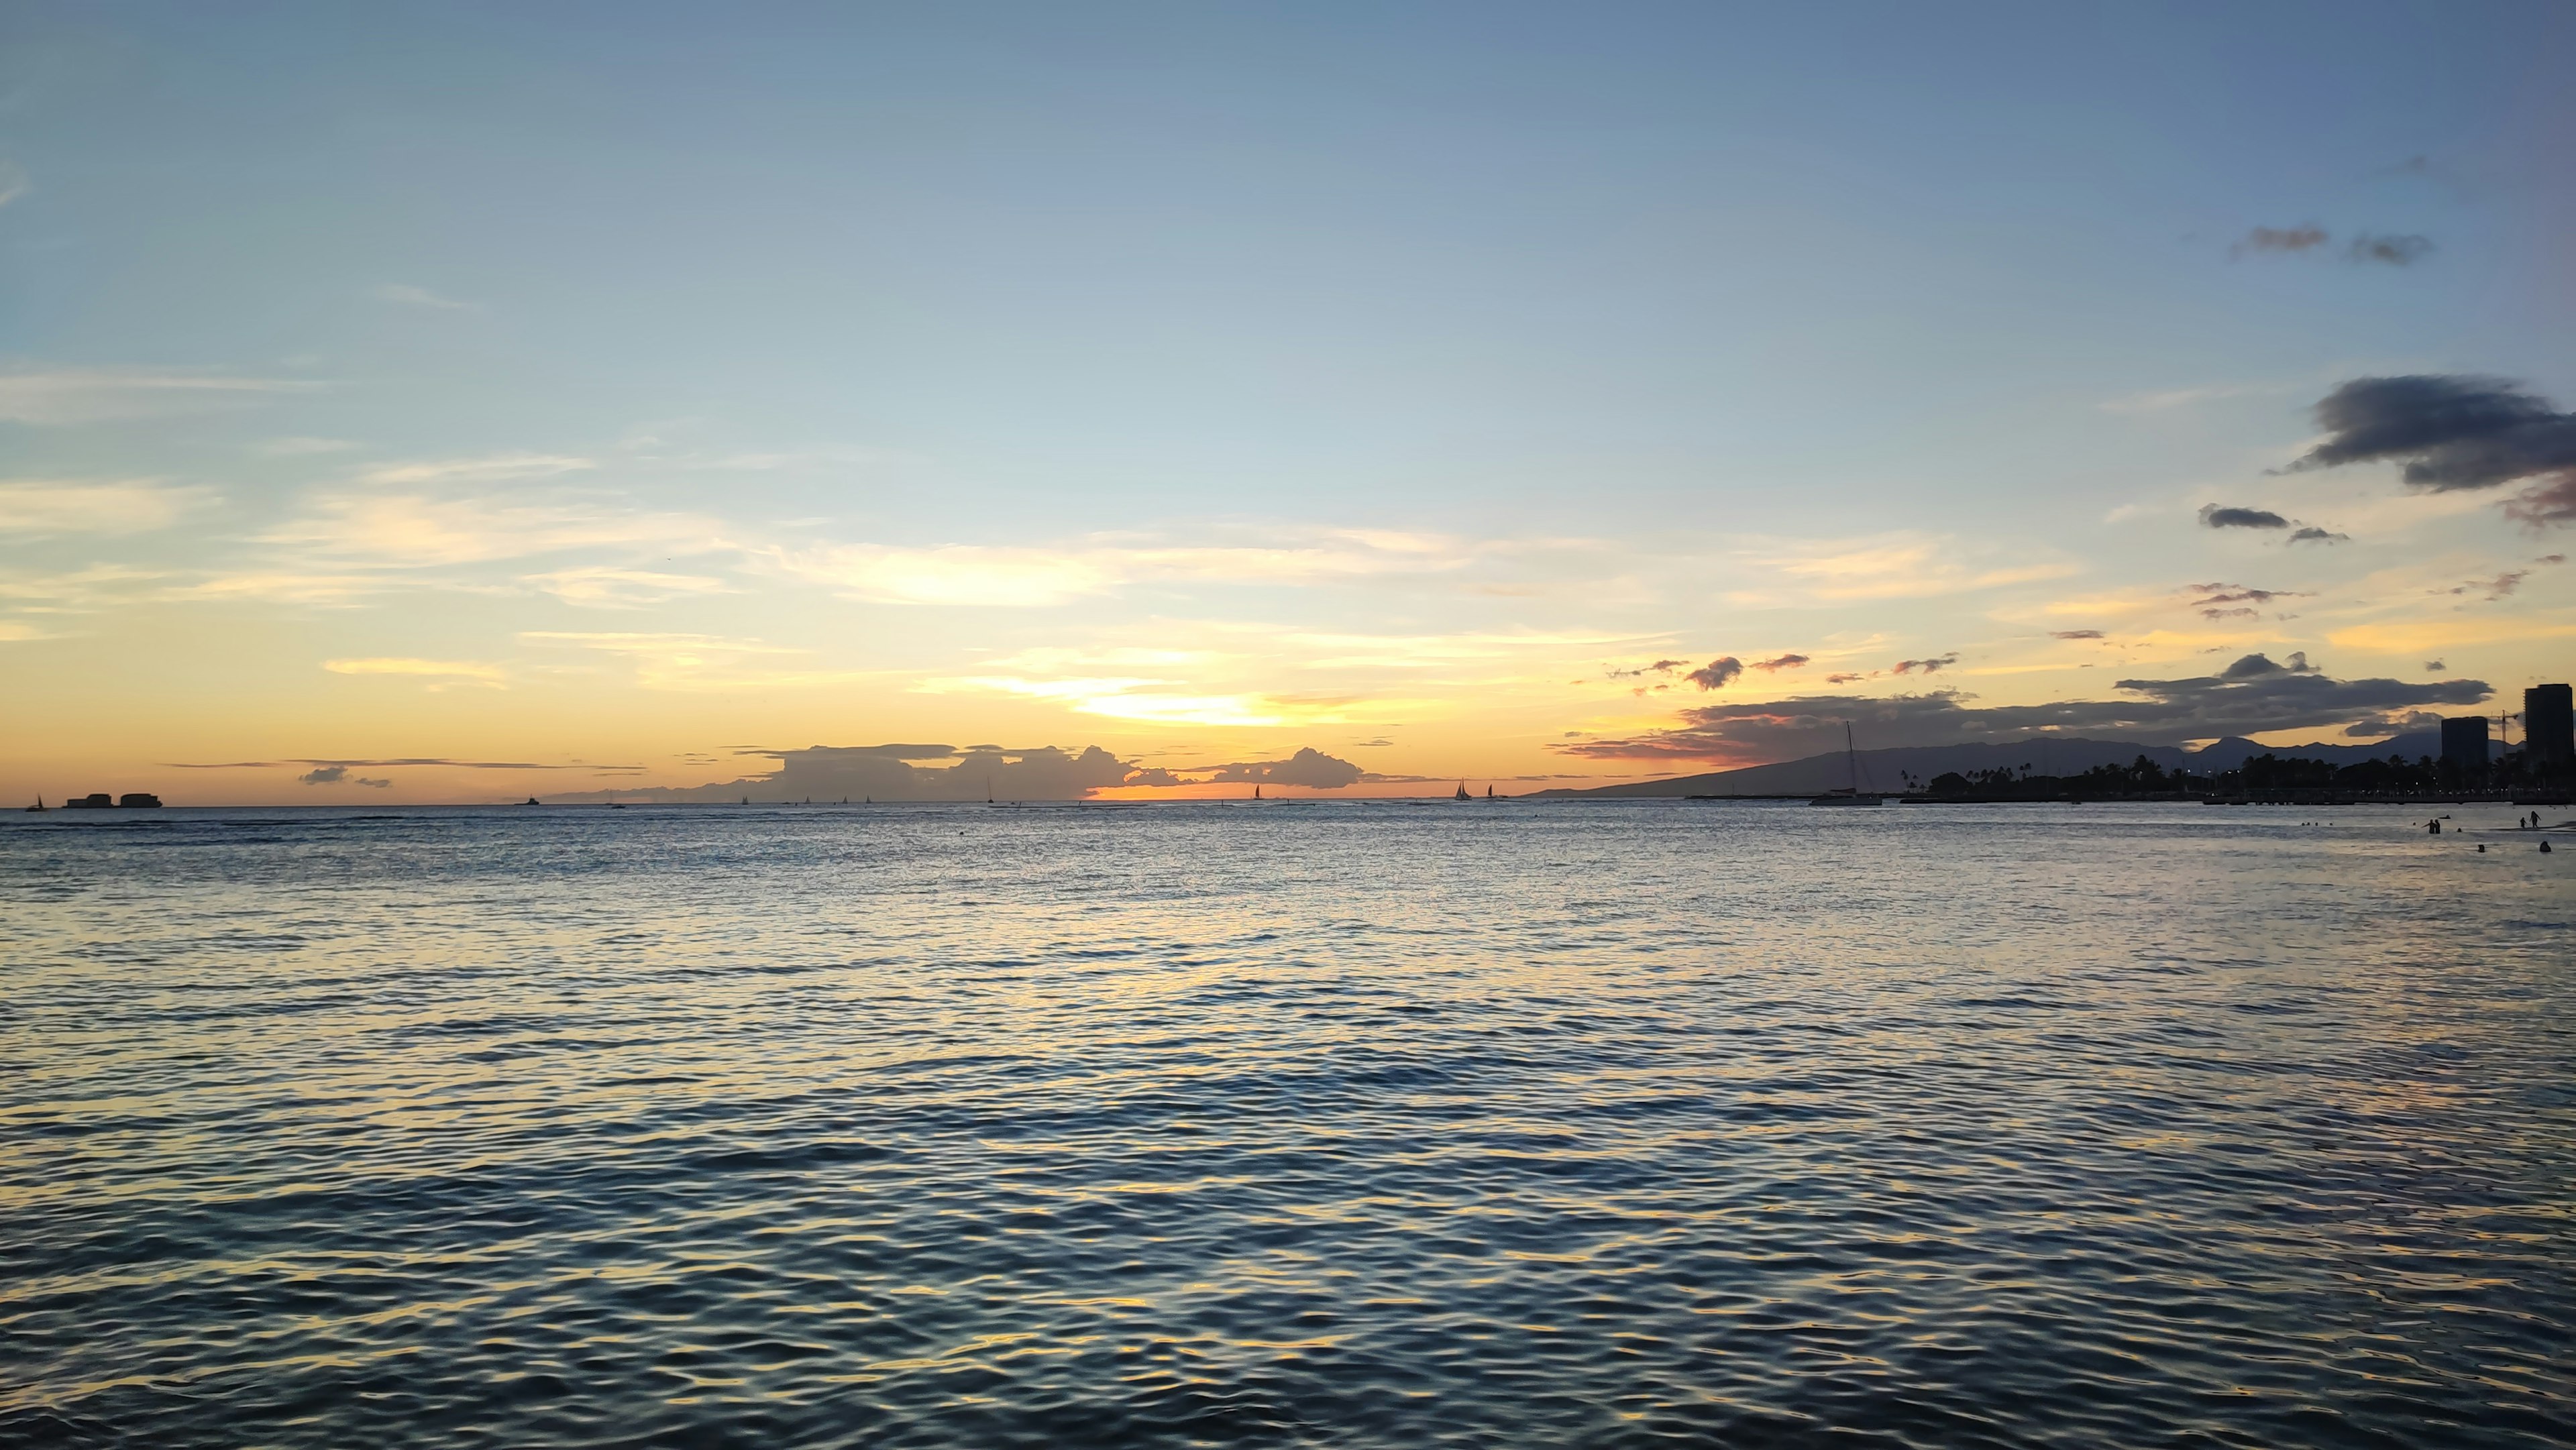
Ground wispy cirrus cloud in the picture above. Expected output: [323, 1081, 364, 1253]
[0, 368, 320, 424]
[518, 630, 860, 691]
[323, 657, 507, 687]
[925, 673, 1320, 728]
[1280, 626, 1645, 671]
[763, 528, 1493, 607]
[374, 283, 481, 312]
[356, 453, 594, 487]
[2098, 380, 2298, 415]
[522, 565, 733, 608]
[1723, 532, 2078, 606]
[266, 489, 718, 568]
[0, 480, 213, 535]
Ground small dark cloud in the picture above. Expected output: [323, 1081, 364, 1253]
[2346, 233, 2432, 266]
[1348, 737, 1393, 748]
[2232, 224, 2328, 258]
[2051, 630, 2106, 640]
[2229, 224, 2432, 266]
[2200, 504, 2290, 530]
[2190, 583, 2309, 618]
[2424, 660, 2447, 673]
[1605, 658, 1688, 679]
[298, 765, 390, 787]
[1198, 746, 1365, 789]
[2222, 651, 2318, 678]
[2199, 505, 2345, 542]
[1686, 657, 1743, 689]
[1892, 654, 1958, 675]
[2504, 476, 2576, 528]
[1750, 653, 1811, 672]
[2449, 570, 2528, 600]
[1825, 671, 1865, 683]
[2283, 378, 2576, 524]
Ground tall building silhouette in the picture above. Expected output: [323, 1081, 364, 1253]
[2439, 716, 2489, 771]
[2526, 683, 2574, 769]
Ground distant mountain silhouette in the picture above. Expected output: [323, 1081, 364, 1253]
[1529, 731, 2445, 798]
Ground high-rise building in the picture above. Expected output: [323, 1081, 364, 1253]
[2526, 683, 2574, 769]
[2439, 716, 2489, 771]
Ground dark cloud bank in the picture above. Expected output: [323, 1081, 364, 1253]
[2286, 375, 2576, 526]
[549, 743, 1371, 803]
[1556, 653, 2489, 762]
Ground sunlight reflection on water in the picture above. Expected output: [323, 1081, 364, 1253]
[2, 802, 2569, 1447]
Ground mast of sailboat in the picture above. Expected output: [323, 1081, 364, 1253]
[1845, 722, 1858, 793]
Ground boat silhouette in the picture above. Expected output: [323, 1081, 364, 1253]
[1810, 723, 1883, 806]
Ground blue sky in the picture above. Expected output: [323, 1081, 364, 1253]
[4, 2, 2572, 800]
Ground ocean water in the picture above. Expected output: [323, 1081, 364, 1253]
[2, 801, 2569, 1449]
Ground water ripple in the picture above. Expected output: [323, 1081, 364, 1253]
[2, 802, 2569, 1447]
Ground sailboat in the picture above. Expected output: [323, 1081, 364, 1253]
[25, 797, 45, 813]
[1453, 781, 1471, 801]
[1809, 722, 1883, 805]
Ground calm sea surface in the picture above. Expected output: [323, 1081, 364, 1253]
[3, 802, 2569, 1449]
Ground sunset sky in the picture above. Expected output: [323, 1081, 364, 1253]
[5, 1, 2573, 803]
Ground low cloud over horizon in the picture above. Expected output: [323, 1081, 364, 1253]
[1554, 654, 2490, 763]
[539, 742, 1379, 802]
